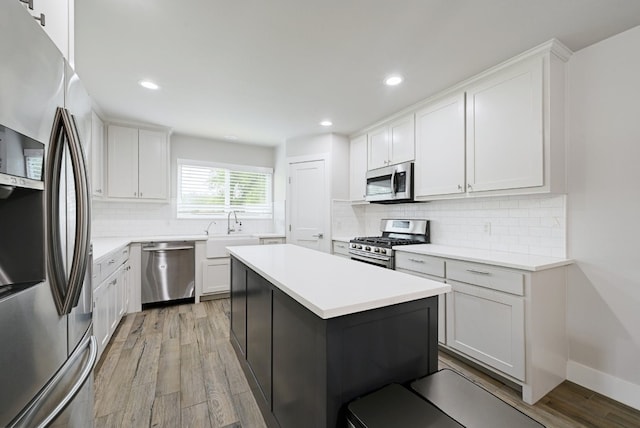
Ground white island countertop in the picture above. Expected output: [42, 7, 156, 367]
[228, 244, 450, 319]
[394, 244, 573, 271]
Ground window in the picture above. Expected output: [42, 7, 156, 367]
[177, 159, 273, 218]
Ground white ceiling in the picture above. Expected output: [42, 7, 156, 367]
[75, 0, 640, 146]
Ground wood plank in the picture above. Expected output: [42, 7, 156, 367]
[93, 340, 124, 401]
[155, 338, 181, 396]
[195, 317, 219, 355]
[94, 410, 123, 428]
[112, 313, 135, 343]
[180, 342, 208, 408]
[232, 391, 267, 428]
[193, 302, 208, 318]
[150, 392, 181, 428]
[141, 305, 164, 336]
[163, 305, 180, 341]
[202, 352, 239, 427]
[94, 343, 144, 417]
[216, 340, 250, 396]
[120, 382, 156, 427]
[180, 309, 197, 345]
[131, 333, 162, 386]
[182, 402, 212, 428]
[123, 312, 146, 349]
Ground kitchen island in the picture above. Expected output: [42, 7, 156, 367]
[228, 244, 450, 428]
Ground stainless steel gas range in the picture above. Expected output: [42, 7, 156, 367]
[349, 219, 430, 269]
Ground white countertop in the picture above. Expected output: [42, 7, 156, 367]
[92, 233, 286, 261]
[394, 244, 573, 271]
[228, 244, 450, 319]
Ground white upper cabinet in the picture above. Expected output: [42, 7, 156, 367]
[466, 57, 544, 193]
[349, 134, 367, 202]
[415, 93, 466, 197]
[22, 0, 71, 61]
[107, 124, 169, 201]
[367, 114, 415, 170]
[137, 129, 168, 200]
[91, 112, 105, 197]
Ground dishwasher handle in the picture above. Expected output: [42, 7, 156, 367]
[142, 245, 194, 252]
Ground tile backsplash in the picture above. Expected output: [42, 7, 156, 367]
[91, 201, 276, 238]
[332, 194, 566, 258]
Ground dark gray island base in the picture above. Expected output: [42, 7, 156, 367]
[230, 256, 439, 428]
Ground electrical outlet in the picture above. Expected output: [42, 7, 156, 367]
[483, 222, 491, 235]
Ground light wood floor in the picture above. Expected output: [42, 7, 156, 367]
[94, 300, 640, 428]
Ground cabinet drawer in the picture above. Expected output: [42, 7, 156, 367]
[332, 241, 350, 256]
[260, 238, 285, 245]
[395, 252, 445, 277]
[447, 260, 524, 296]
[97, 245, 130, 282]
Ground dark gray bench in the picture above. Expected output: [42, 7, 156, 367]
[346, 369, 544, 428]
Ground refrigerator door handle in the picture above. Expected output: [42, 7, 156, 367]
[45, 107, 92, 315]
[7, 333, 97, 428]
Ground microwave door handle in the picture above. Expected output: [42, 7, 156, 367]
[391, 170, 397, 195]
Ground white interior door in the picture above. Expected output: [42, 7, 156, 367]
[288, 160, 327, 252]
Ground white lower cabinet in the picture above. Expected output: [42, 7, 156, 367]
[446, 280, 525, 380]
[93, 246, 130, 359]
[332, 240, 350, 259]
[394, 249, 567, 405]
[202, 258, 231, 294]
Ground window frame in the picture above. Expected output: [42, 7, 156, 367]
[176, 158, 273, 219]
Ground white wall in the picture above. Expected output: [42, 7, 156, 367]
[333, 194, 566, 257]
[92, 133, 278, 237]
[566, 25, 640, 409]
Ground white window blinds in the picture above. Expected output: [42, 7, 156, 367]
[177, 159, 273, 218]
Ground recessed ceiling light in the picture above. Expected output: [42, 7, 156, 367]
[320, 120, 333, 127]
[139, 80, 159, 90]
[384, 75, 403, 86]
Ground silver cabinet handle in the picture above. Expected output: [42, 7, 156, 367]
[311, 233, 324, 238]
[458, 184, 463, 191]
[467, 184, 473, 191]
[466, 269, 490, 275]
[19, 0, 34, 10]
[409, 258, 425, 264]
[34, 12, 45, 26]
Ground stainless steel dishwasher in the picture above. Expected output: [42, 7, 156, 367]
[141, 241, 195, 305]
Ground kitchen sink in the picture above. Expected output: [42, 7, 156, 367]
[206, 235, 260, 258]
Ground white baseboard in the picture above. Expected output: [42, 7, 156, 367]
[567, 360, 640, 411]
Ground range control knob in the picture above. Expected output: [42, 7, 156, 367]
[374, 248, 380, 253]
[356, 245, 362, 250]
[365, 246, 371, 251]
[350, 243, 356, 249]
[380, 249, 387, 255]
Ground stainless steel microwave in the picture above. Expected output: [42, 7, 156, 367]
[365, 161, 414, 203]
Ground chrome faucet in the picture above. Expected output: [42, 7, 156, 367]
[227, 210, 239, 234]
[205, 220, 217, 236]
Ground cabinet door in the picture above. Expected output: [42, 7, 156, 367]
[35, 0, 69, 59]
[246, 270, 272, 405]
[230, 258, 247, 355]
[91, 112, 105, 197]
[202, 258, 231, 294]
[446, 280, 525, 380]
[108, 276, 119, 335]
[367, 125, 389, 170]
[415, 94, 466, 197]
[107, 125, 139, 198]
[138, 129, 168, 200]
[349, 134, 368, 201]
[93, 283, 109, 358]
[388, 114, 415, 165]
[466, 57, 544, 192]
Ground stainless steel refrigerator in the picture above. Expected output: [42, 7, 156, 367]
[0, 1, 96, 427]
